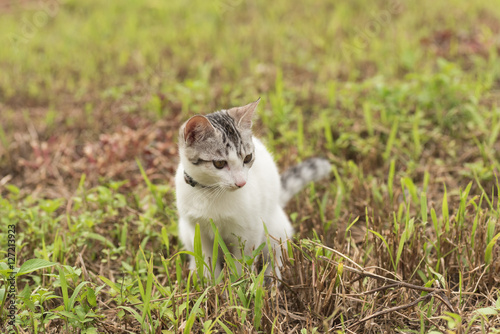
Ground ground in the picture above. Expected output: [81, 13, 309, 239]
[0, 0, 500, 333]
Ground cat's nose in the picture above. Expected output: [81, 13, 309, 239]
[235, 180, 246, 188]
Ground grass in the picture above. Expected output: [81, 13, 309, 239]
[1, 0, 500, 332]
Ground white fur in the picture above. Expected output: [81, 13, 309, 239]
[176, 137, 293, 278]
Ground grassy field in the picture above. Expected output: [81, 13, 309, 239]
[1, 0, 500, 332]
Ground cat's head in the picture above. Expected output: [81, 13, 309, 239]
[178, 99, 260, 190]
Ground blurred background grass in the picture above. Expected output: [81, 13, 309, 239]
[2, 0, 499, 109]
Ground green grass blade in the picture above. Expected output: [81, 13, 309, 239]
[217, 320, 235, 334]
[420, 192, 428, 224]
[485, 233, 500, 265]
[184, 288, 209, 334]
[388, 159, 396, 203]
[211, 221, 237, 275]
[59, 267, 69, 312]
[442, 184, 449, 232]
[212, 229, 220, 282]
[68, 281, 89, 310]
[383, 117, 399, 161]
[253, 270, 265, 330]
[136, 158, 165, 212]
[368, 229, 395, 271]
[194, 223, 206, 284]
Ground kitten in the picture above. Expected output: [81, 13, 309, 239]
[175, 99, 331, 279]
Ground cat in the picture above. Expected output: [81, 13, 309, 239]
[175, 99, 331, 280]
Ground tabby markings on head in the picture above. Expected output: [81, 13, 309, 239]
[206, 111, 243, 156]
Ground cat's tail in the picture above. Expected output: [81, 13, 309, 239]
[279, 158, 331, 207]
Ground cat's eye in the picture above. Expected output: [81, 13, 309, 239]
[243, 154, 252, 164]
[213, 160, 227, 169]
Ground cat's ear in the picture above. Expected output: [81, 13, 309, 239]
[183, 115, 214, 146]
[227, 98, 260, 129]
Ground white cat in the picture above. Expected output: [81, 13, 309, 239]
[175, 99, 331, 279]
